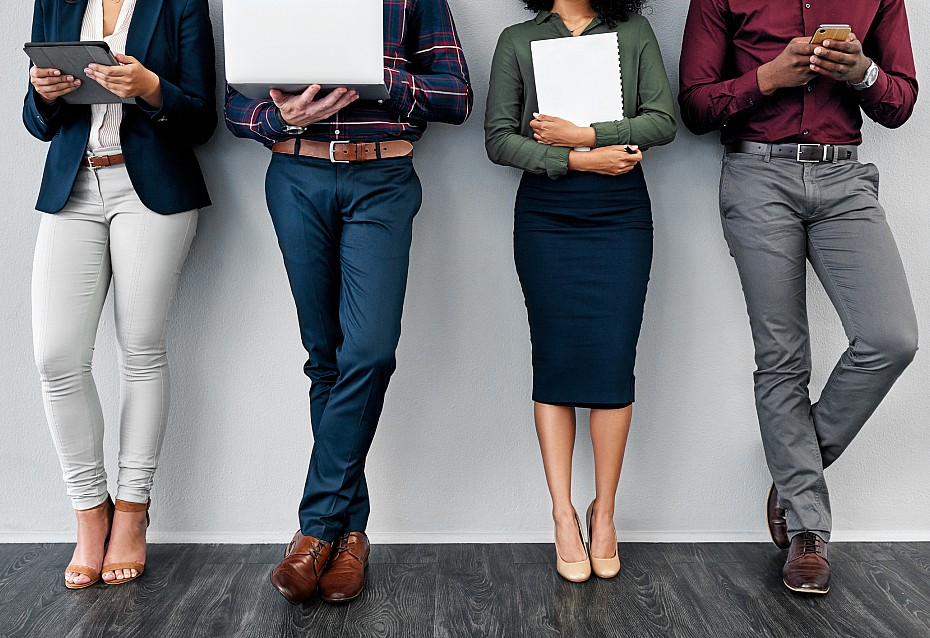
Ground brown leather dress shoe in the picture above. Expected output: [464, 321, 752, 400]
[767, 482, 790, 550]
[783, 532, 830, 594]
[270, 531, 333, 604]
[318, 532, 370, 603]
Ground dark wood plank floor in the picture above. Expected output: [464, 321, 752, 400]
[0, 542, 928, 638]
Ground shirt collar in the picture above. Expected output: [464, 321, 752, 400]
[535, 11, 553, 24]
[534, 10, 603, 29]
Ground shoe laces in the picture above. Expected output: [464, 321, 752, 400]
[332, 534, 354, 558]
[799, 532, 821, 555]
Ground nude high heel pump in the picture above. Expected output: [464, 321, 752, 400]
[586, 500, 621, 579]
[102, 499, 150, 586]
[556, 511, 592, 583]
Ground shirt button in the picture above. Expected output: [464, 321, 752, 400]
[334, 129, 341, 135]
[378, 100, 384, 104]
[807, 85, 814, 92]
[805, 3, 811, 8]
[803, 130, 810, 135]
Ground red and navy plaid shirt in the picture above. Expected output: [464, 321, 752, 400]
[224, 0, 472, 146]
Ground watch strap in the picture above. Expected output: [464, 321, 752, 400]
[851, 61, 879, 91]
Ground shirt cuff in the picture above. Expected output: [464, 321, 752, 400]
[269, 105, 288, 135]
[32, 88, 60, 120]
[545, 145, 571, 180]
[592, 120, 632, 148]
[857, 67, 890, 108]
[732, 68, 765, 111]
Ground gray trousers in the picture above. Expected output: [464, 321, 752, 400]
[719, 152, 918, 540]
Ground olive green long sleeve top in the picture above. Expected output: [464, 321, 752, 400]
[485, 11, 677, 179]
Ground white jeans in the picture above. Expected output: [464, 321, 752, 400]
[32, 164, 198, 510]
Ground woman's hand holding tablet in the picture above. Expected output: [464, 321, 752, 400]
[85, 52, 163, 109]
[30, 66, 81, 104]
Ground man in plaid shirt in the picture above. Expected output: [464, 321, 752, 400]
[225, 0, 471, 605]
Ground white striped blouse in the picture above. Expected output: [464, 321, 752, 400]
[80, 0, 138, 153]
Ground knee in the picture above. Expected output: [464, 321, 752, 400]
[118, 345, 168, 379]
[34, 339, 87, 384]
[858, 328, 918, 372]
[341, 339, 397, 375]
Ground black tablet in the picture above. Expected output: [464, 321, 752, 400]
[24, 41, 134, 105]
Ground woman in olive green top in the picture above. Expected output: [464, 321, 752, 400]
[485, 0, 676, 583]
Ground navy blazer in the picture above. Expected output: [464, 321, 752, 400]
[23, 0, 217, 214]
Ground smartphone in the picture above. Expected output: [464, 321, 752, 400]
[811, 25, 851, 46]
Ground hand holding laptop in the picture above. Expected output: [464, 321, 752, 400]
[270, 85, 360, 127]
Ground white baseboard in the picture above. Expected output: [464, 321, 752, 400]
[1, 530, 928, 544]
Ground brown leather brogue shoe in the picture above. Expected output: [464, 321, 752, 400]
[767, 482, 790, 550]
[270, 531, 333, 604]
[783, 532, 830, 595]
[318, 532, 370, 603]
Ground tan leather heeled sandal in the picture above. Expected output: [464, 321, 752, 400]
[64, 497, 114, 590]
[586, 500, 621, 579]
[102, 499, 150, 586]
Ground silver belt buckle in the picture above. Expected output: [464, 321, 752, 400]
[329, 140, 351, 164]
[796, 144, 827, 163]
[85, 153, 102, 170]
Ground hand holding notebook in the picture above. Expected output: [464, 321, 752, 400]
[531, 32, 625, 150]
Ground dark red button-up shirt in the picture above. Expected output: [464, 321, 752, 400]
[679, 0, 918, 145]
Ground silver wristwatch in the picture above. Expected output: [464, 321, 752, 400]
[851, 61, 879, 91]
[276, 108, 307, 135]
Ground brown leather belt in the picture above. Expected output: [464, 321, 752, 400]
[82, 153, 125, 169]
[271, 139, 414, 163]
[725, 141, 858, 163]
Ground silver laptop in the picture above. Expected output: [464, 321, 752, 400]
[224, 0, 389, 101]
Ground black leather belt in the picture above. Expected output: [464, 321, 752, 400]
[725, 141, 859, 163]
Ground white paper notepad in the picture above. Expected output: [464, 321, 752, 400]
[531, 32, 624, 128]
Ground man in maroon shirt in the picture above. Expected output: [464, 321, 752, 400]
[680, 0, 919, 594]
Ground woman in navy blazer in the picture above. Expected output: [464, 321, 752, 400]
[24, 0, 215, 590]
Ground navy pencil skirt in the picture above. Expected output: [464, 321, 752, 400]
[514, 166, 653, 408]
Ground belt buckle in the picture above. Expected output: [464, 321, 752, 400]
[796, 144, 826, 163]
[85, 154, 102, 171]
[329, 140, 351, 164]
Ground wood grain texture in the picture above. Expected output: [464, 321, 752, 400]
[0, 543, 928, 638]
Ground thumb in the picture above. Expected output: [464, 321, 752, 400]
[270, 89, 287, 107]
[113, 52, 137, 65]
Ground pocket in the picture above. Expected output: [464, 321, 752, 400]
[719, 157, 732, 218]
[864, 162, 880, 196]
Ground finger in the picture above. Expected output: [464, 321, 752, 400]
[33, 75, 76, 87]
[89, 64, 129, 78]
[535, 114, 555, 122]
[31, 67, 62, 79]
[113, 52, 138, 65]
[313, 88, 351, 111]
[812, 48, 855, 65]
[322, 92, 359, 117]
[810, 64, 842, 80]
[810, 58, 844, 73]
[44, 84, 81, 99]
[298, 84, 323, 105]
[269, 89, 287, 106]
[819, 40, 854, 55]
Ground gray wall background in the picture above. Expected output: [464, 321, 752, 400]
[1, 1, 928, 543]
